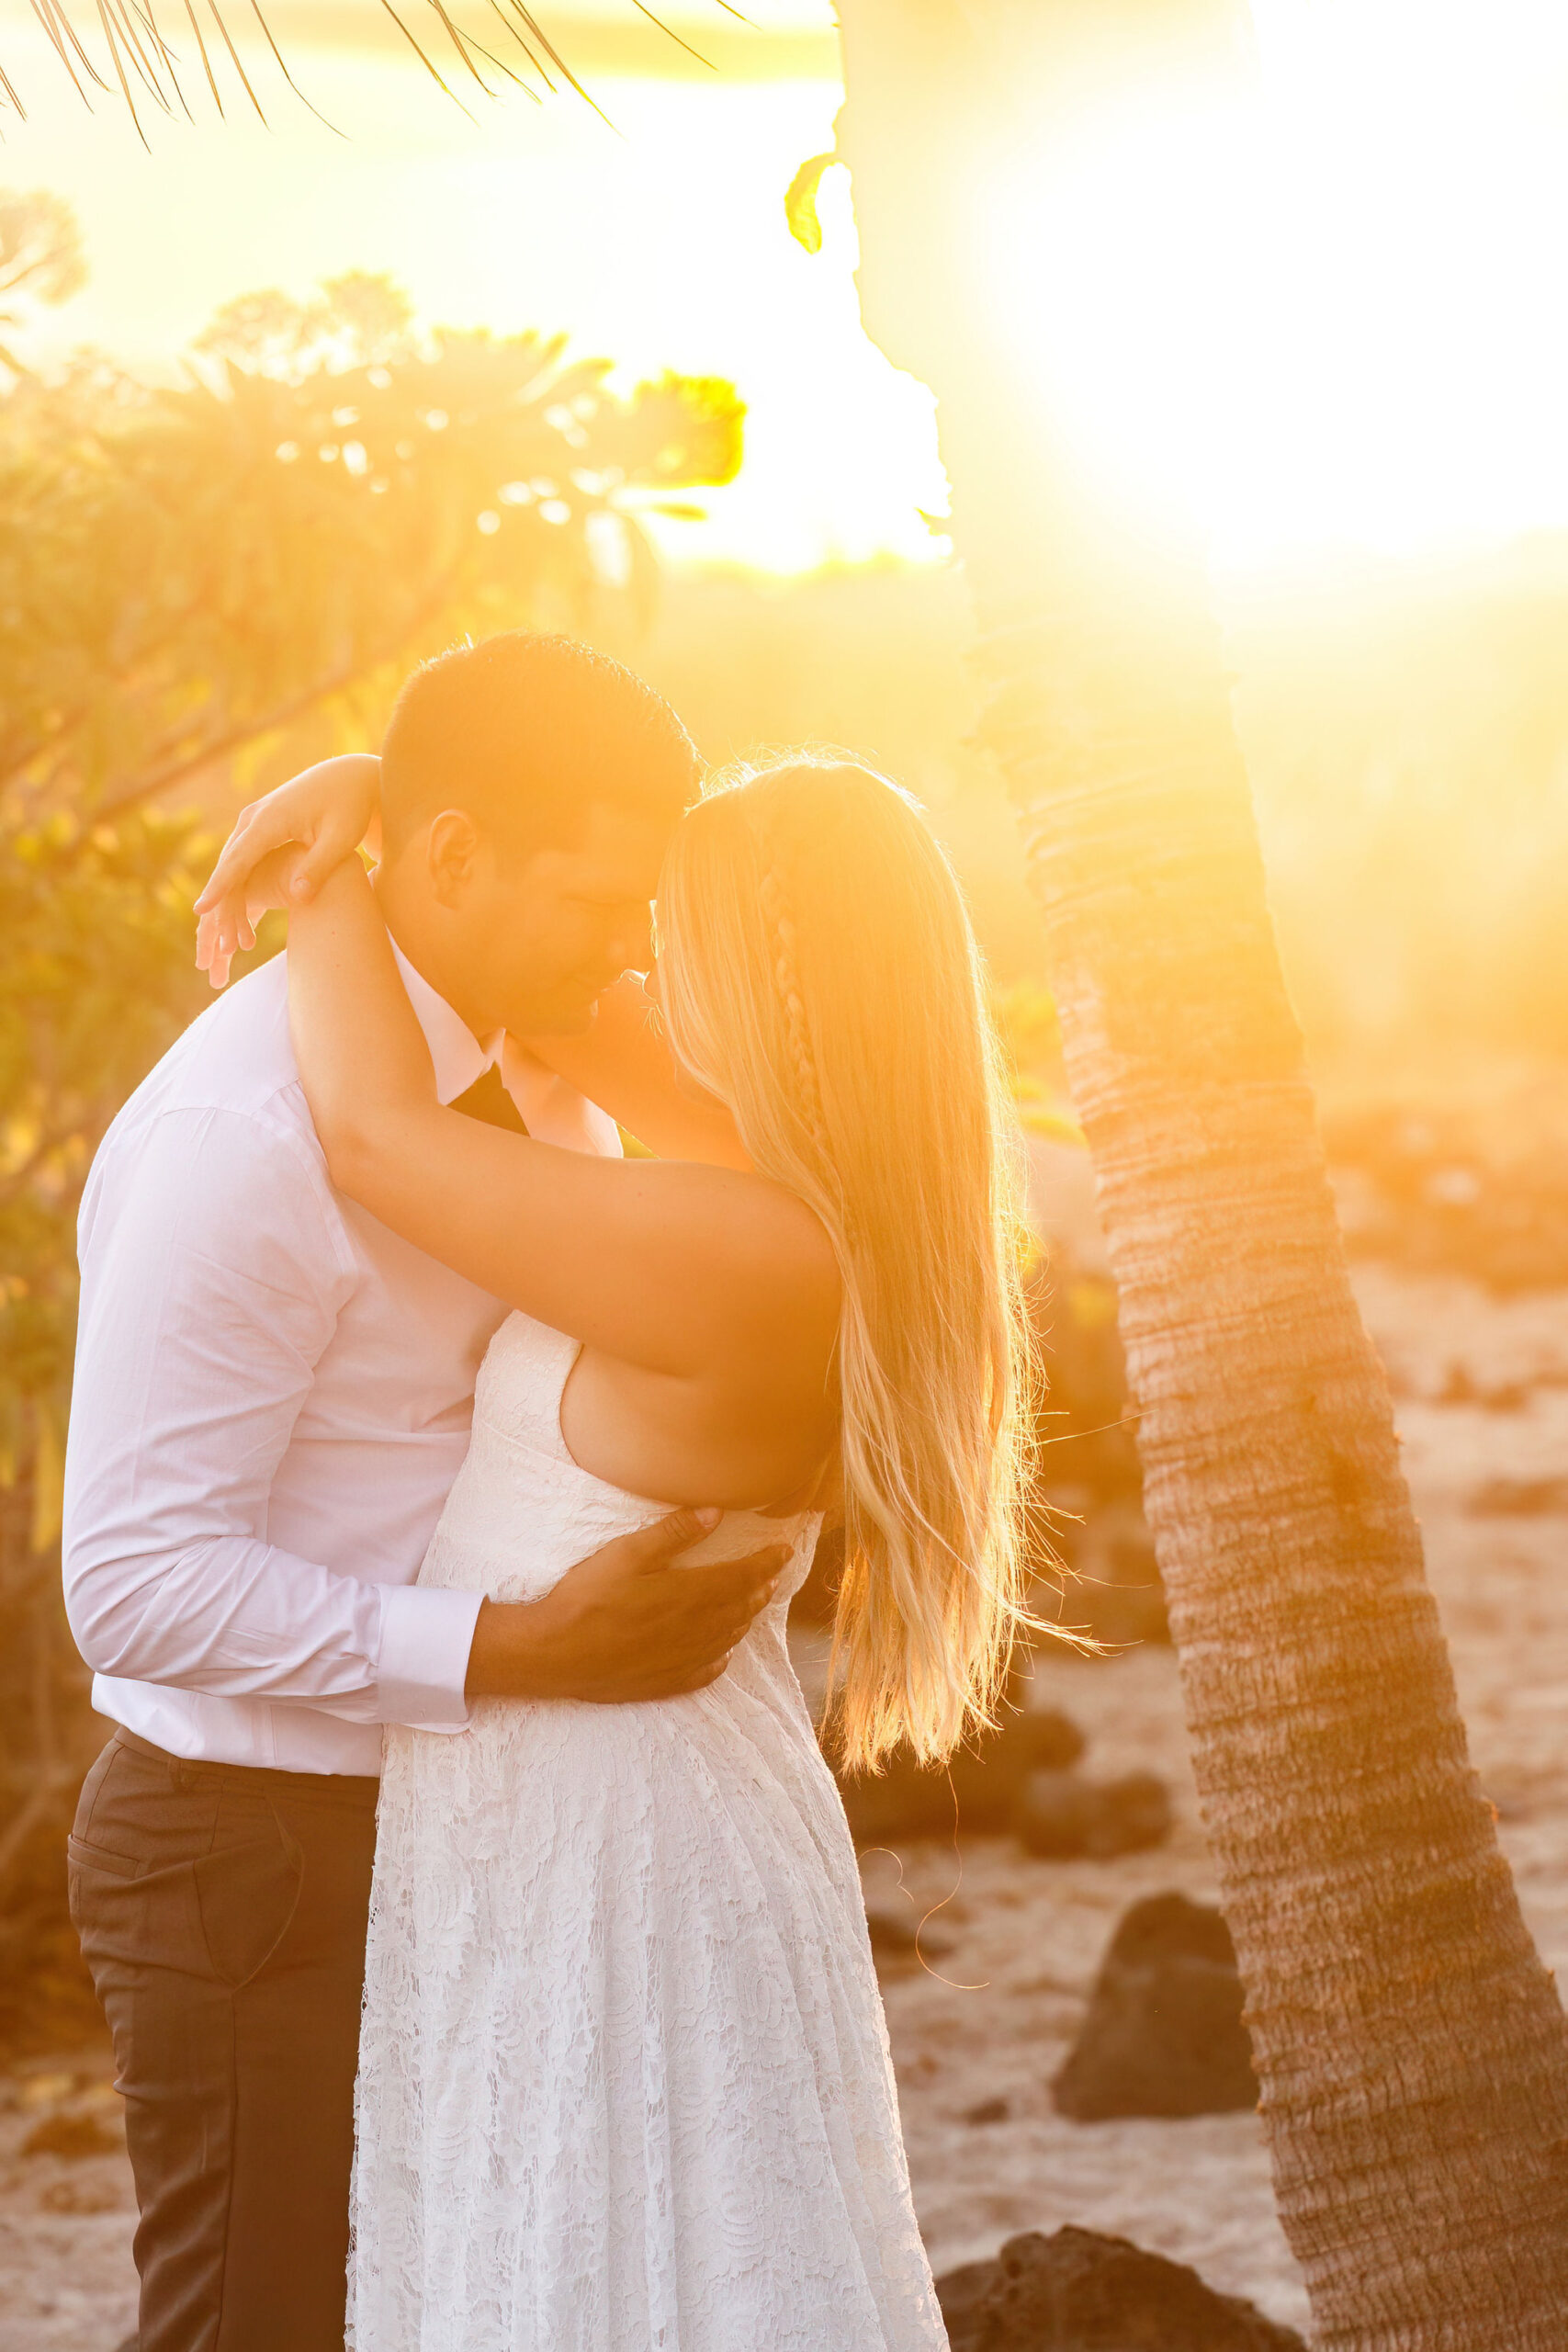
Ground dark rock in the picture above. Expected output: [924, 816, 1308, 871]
[1436, 1363, 1531, 1412]
[1011, 1770, 1092, 1856]
[864, 1905, 953, 1962]
[961, 2095, 1010, 2124]
[1082, 1529, 1170, 1647]
[1323, 1096, 1568, 1294]
[840, 1703, 1085, 1845]
[1467, 1475, 1568, 1516]
[864, 1905, 920, 1956]
[1052, 1892, 1258, 2122]
[1013, 1769, 1171, 1861]
[1028, 1265, 1145, 1504]
[935, 2258, 998, 2345]
[935, 2225, 1307, 2351]
[20, 2108, 121, 2160]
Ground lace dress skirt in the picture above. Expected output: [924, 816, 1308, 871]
[347, 1313, 948, 2352]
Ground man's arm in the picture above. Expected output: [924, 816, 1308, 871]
[65, 1105, 785, 1718]
[64, 1102, 485, 1725]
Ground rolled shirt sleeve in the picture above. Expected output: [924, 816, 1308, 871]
[63, 1103, 479, 1729]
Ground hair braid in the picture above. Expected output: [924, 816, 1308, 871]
[758, 861, 831, 1164]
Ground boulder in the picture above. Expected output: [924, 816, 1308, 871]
[1072, 1526, 1170, 1648]
[1468, 1475, 1568, 1516]
[1012, 1768, 1171, 1860]
[20, 2108, 121, 2160]
[863, 1905, 953, 1963]
[1052, 1892, 1258, 2122]
[935, 2225, 1307, 2351]
[840, 1704, 1085, 1845]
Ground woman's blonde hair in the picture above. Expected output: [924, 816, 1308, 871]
[657, 758, 1037, 1774]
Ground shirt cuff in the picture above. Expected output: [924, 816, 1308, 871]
[378, 1583, 484, 1732]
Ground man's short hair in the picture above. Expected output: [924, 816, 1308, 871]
[380, 632, 700, 858]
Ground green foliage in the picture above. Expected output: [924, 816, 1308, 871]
[0, 189, 85, 379]
[0, 260, 742, 1514]
[0, 810, 211, 1529]
[3, 269, 744, 823]
[993, 980, 1080, 1143]
[0, 227, 745, 2012]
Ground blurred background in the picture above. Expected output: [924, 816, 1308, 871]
[2, 3, 1566, 2335]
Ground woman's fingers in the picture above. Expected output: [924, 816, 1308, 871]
[195, 887, 261, 989]
[286, 820, 360, 906]
[195, 804, 362, 921]
[193, 793, 316, 915]
[196, 909, 231, 990]
[196, 896, 248, 989]
[192, 804, 263, 915]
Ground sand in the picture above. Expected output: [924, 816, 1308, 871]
[4, 1261, 1565, 2349]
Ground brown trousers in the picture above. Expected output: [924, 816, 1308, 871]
[69, 1730, 378, 2352]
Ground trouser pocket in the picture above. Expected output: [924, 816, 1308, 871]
[69, 1748, 302, 1989]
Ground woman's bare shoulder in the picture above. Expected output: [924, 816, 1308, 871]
[653, 1159, 840, 1350]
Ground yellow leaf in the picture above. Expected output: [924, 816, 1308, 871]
[1066, 1278, 1119, 1332]
[1019, 1102, 1087, 1146]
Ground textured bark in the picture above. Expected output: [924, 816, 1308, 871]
[832, 3, 1568, 2344]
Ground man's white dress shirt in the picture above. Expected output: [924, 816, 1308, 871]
[62, 948, 618, 1777]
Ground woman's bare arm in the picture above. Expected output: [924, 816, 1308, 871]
[287, 862, 835, 1382]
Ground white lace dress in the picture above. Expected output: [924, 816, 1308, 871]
[348, 1312, 947, 2352]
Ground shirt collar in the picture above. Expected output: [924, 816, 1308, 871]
[389, 941, 494, 1107]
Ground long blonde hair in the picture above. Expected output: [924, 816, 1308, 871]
[657, 759, 1036, 1774]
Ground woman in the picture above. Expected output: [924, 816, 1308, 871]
[197, 752, 1034, 2351]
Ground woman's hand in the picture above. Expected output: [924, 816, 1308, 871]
[195, 752, 381, 989]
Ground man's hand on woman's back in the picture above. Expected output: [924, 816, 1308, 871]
[465, 1508, 787, 1702]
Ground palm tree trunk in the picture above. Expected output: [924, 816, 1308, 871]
[833, 3, 1568, 2343]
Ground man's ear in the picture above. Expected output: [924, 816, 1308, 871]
[423, 808, 483, 907]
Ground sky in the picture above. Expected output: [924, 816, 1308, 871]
[6, 0, 1568, 575]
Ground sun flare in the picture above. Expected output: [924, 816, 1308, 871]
[979, 0, 1568, 568]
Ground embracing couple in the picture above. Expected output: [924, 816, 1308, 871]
[63, 631, 1032, 2352]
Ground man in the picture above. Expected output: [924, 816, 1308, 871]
[63, 632, 785, 2352]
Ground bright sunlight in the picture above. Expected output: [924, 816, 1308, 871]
[981, 0, 1568, 565]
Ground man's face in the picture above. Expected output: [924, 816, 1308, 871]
[462, 800, 671, 1036]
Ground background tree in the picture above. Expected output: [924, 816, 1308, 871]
[0, 221, 741, 2042]
[0, 187, 84, 377]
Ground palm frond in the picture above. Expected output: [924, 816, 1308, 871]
[200, 0, 269, 122]
[243, 1, 346, 134]
[29, 0, 112, 107]
[626, 3, 714, 74]
[0, 0, 751, 130]
[180, 0, 225, 117]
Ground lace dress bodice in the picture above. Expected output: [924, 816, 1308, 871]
[349, 1311, 947, 2352]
